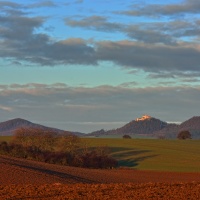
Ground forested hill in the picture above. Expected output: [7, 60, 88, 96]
[88, 115, 168, 136]
[88, 115, 200, 139]
[107, 117, 167, 135]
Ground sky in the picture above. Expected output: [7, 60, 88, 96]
[0, 0, 200, 133]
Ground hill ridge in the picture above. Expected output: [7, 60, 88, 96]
[89, 116, 200, 139]
[0, 118, 83, 136]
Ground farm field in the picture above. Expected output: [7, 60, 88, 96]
[0, 137, 200, 199]
[1, 136, 200, 172]
[1, 182, 200, 200]
[82, 138, 200, 172]
[0, 155, 200, 199]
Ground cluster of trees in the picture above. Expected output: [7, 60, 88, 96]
[0, 128, 118, 169]
[123, 134, 132, 139]
[177, 130, 191, 140]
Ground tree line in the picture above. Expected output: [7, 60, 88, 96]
[0, 127, 118, 169]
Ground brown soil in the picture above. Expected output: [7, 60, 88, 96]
[0, 155, 200, 199]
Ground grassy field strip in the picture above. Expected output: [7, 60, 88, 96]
[1, 136, 200, 172]
[82, 138, 200, 172]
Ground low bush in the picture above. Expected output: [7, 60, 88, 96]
[177, 130, 191, 140]
[123, 134, 132, 139]
[0, 128, 118, 169]
[0, 141, 9, 153]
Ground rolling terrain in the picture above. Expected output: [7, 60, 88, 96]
[0, 137, 200, 199]
[0, 155, 200, 199]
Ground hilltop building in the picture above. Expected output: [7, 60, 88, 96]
[136, 115, 152, 121]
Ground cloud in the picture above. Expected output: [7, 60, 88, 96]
[1, 8, 200, 73]
[0, 1, 21, 9]
[1, 2, 200, 75]
[65, 15, 124, 32]
[0, 83, 200, 115]
[75, 0, 83, 3]
[125, 25, 175, 45]
[0, 83, 200, 131]
[65, 15, 175, 44]
[28, 1, 56, 8]
[0, 105, 13, 112]
[0, 8, 96, 66]
[47, 38, 97, 65]
[148, 71, 200, 81]
[65, 15, 200, 45]
[96, 40, 200, 72]
[121, 0, 200, 17]
[118, 81, 138, 88]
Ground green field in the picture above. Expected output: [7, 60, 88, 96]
[82, 138, 200, 172]
[1, 136, 200, 172]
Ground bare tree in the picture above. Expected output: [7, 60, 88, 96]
[56, 135, 81, 154]
[13, 128, 57, 151]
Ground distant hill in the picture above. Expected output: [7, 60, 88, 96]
[88, 115, 168, 136]
[154, 116, 200, 139]
[177, 116, 200, 139]
[154, 124, 179, 139]
[179, 116, 200, 130]
[0, 118, 84, 137]
[109, 116, 167, 135]
[88, 115, 200, 139]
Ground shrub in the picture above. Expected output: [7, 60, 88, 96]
[123, 134, 132, 139]
[177, 130, 191, 140]
[12, 127, 58, 152]
[56, 135, 81, 154]
[0, 141, 9, 154]
[79, 146, 118, 169]
[3, 128, 118, 169]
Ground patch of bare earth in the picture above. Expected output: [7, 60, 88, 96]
[0, 155, 200, 199]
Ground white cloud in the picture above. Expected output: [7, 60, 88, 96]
[0, 105, 13, 112]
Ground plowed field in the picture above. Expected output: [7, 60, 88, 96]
[0, 155, 200, 199]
